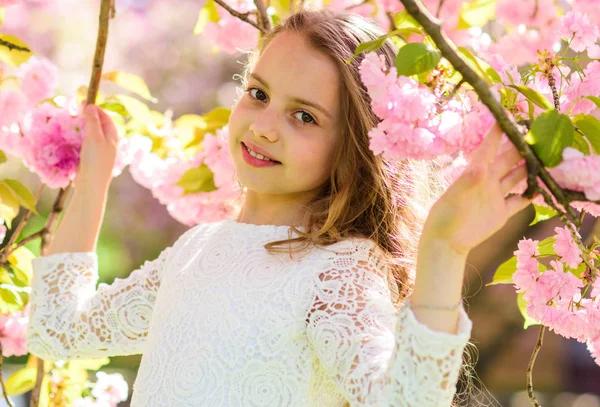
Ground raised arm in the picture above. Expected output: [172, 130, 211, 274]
[26, 225, 203, 361]
[305, 239, 472, 406]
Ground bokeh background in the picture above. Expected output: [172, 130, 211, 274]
[0, 0, 599, 405]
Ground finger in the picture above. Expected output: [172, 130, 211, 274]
[505, 193, 535, 217]
[500, 162, 527, 195]
[471, 122, 504, 165]
[96, 107, 119, 143]
[84, 104, 104, 141]
[491, 145, 525, 180]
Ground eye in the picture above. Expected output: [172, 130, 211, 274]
[246, 87, 267, 103]
[294, 111, 316, 125]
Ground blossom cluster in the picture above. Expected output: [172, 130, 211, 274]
[512, 228, 600, 366]
[73, 372, 129, 407]
[0, 303, 29, 357]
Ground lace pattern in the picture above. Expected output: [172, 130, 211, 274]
[27, 220, 472, 406]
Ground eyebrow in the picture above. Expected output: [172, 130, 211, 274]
[249, 73, 333, 119]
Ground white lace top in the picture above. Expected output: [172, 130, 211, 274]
[27, 219, 473, 406]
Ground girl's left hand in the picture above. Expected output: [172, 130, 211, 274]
[421, 123, 537, 257]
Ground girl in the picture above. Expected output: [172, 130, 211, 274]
[26, 9, 534, 407]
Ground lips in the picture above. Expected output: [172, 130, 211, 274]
[242, 142, 281, 164]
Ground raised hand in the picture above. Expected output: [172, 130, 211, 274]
[420, 123, 537, 257]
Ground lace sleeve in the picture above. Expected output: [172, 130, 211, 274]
[306, 239, 473, 407]
[26, 226, 201, 361]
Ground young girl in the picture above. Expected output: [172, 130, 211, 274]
[26, 9, 533, 407]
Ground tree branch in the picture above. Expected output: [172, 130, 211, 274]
[0, 38, 30, 53]
[397, 0, 586, 229]
[253, 0, 271, 32]
[213, 0, 265, 33]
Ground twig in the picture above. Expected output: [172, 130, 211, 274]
[0, 342, 15, 407]
[532, 0, 539, 20]
[253, 0, 271, 32]
[0, 38, 30, 53]
[436, 0, 445, 18]
[526, 326, 545, 407]
[86, 0, 115, 106]
[397, 0, 584, 228]
[213, 0, 264, 33]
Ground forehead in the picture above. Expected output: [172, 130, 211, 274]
[251, 31, 340, 116]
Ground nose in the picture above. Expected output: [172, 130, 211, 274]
[249, 106, 280, 142]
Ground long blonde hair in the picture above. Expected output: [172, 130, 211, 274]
[237, 9, 451, 308]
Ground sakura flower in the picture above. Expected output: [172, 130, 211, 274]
[91, 372, 129, 405]
[553, 226, 583, 269]
[558, 11, 599, 53]
[16, 56, 59, 104]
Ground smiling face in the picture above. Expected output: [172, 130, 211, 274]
[228, 30, 342, 209]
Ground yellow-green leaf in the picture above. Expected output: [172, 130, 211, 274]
[457, 0, 496, 29]
[509, 85, 554, 110]
[194, 0, 220, 34]
[517, 292, 540, 329]
[5, 367, 37, 396]
[458, 46, 501, 84]
[0, 34, 32, 66]
[487, 256, 517, 286]
[0, 149, 6, 164]
[526, 109, 573, 168]
[175, 164, 217, 195]
[8, 246, 35, 286]
[0, 182, 20, 228]
[67, 358, 110, 372]
[573, 114, 600, 155]
[113, 94, 153, 124]
[529, 204, 558, 226]
[102, 71, 157, 103]
[1, 179, 39, 216]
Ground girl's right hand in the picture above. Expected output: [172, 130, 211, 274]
[74, 104, 120, 193]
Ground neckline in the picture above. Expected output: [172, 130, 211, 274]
[223, 218, 305, 231]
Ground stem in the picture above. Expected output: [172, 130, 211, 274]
[213, 0, 264, 32]
[0, 341, 15, 407]
[30, 0, 114, 404]
[436, 0, 445, 18]
[0, 38, 30, 52]
[526, 326, 545, 407]
[397, 0, 588, 229]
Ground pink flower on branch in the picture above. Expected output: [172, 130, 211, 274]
[558, 11, 599, 53]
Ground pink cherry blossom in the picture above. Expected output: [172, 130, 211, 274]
[0, 306, 29, 357]
[0, 87, 28, 127]
[558, 11, 599, 53]
[91, 372, 128, 405]
[553, 226, 583, 269]
[496, 0, 558, 28]
[203, 0, 258, 54]
[550, 147, 600, 201]
[16, 55, 59, 104]
[20, 101, 85, 189]
[0, 0, 20, 6]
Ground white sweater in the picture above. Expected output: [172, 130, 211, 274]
[27, 219, 472, 406]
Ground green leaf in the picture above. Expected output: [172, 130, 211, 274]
[572, 114, 600, 155]
[584, 96, 600, 109]
[392, 10, 420, 31]
[487, 256, 517, 286]
[0, 283, 27, 313]
[526, 110, 573, 168]
[457, 0, 497, 29]
[347, 36, 388, 64]
[509, 85, 554, 110]
[99, 102, 129, 117]
[7, 246, 34, 287]
[175, 164, 217, 195]
[396, 42, 442, 76]
[193, 0, 220, 34]
[175, 107, 231, 150]
[458, 46, 501, 84]
[0, 34, 32, 66]
[529, 204, 558, 226]
[102, 71, 157, 103]
[5, 367, 37, 396]
[1, 179, 39, 216]
[517, 292, 540, 329]
[571, 128, 591, 155]
[0, 150, 6, 164]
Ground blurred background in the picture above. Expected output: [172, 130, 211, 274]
[0, 0, 599, 405]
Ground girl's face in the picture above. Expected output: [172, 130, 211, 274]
[228, 30, 341, 202]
